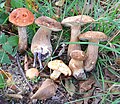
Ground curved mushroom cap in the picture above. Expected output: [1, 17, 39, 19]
[9, 8, 34, 26]
[70, 50, 87, 60]
[61, 15, 94, 27]
[79, 31, 108, 41]
[35, 16, 62, 31]
[48, 60, 71, 76]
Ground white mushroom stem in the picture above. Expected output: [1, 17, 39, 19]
[31, 27, 52, 69]
[68, 25, 81, 56]
[69, 59, 86, 79]
[18, 26, 27, 52]
[50, 70, 61, 80]
[84, 39, 99, 71]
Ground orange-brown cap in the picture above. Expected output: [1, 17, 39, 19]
[61, 15, 94, 27]
[70, 50, 87, 60]
[9, 8, 34, 26]
[35, 16, 62, 31]
[79, 31, 108, 41]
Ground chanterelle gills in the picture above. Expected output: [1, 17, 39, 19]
[31, 16, 62, 69]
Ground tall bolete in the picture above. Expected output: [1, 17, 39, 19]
[79, 31, 108, 71]
[69, 50, 87, 80]
[48, 60, 71, 80]
[9, 8, 34, 53]
[61, 15, 94, 58]
[31, 16, 62, 69]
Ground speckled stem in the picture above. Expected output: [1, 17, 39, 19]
[67, 25, 81, 57]
[18, 26, 27, 53]
[84, 39, 99, 71]
[31, 27, 52, 68]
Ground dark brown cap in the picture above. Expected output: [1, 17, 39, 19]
[35, 16, 62, 31]
[70, 50, 87, 60]
[9, 8, 34, 26]
[61, 15, 94, 27]
[79, 31, 108, 41]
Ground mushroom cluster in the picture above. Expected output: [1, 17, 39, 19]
[9, 8, 108, 81]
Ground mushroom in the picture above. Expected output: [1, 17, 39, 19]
[9, 8, 34, 53]
[61, 15, 94, 58]
[26, 68, 39, 79]
[69, 50, 87, 80]
[48, 60, 71, 80]
[31, 16, 62, 69]
[79, 31, 108, 71]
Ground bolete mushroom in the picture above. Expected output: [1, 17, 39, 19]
[79, 31, 108, 71]
[48, 60, 71, 80]
[26, 68, 39, 79]
[69, 50, 87, 80]
[9, 8, 34, 53]
[61, 15, 94, 58]
[31, 16, 62, 69]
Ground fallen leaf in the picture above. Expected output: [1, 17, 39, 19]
[83, 88, 94, 104]
[6, 94, 23, 99]
[109, 84, 120, 94]
[79, 76, 95, 93]
[55, 0, 65, 7]
[0, 70, 13, 86]
[115, 58, 120, 66]
[65, 79, 75, 96]
[0, 70, 12, 80]
[0, 69, 18, 91]
[31, 79, 58, 100]
[92, 88, 103, 104]
[25, 0, 38, 12]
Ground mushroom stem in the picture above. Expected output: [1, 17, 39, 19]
[50, 70, 61, 80]
[33, 52, 37, 67]
[38, 52, 43, 69]
[31, 27, 52, 68]
[68, 25, 81, 57]
[18, 26, 27, 52]
[69, 59, 86, 80]
[84, 39, 99, 71]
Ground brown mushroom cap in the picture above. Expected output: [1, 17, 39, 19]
[61, 15, 94, 27]
[35, 16, 62, 31]
[79, 31, 108, 41]
[9, 8, 34, 26]
[70, 50, 87, 60]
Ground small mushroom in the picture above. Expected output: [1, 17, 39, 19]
[31, 16, 62, 69]
[79, 31, 108, 71]
[48, 60, 71, 80]
[9, 8, 34, 53]
[26, 68, 39, 79]
[61, 15, 94, 58]
[69, 50, 87, 80]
